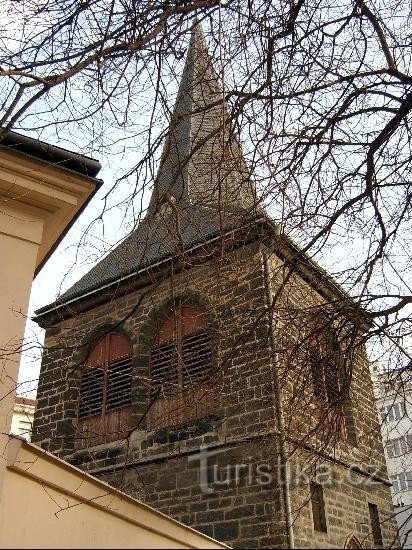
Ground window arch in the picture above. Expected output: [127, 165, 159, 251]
[147, 302, 214, 430]
[344, 534, 363, 549]
[307, 326, 344, 406]
[76, 332, 132, 448]
[306, 320, 352, 440]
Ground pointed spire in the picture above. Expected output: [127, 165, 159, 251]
[148, 22, 258, 215]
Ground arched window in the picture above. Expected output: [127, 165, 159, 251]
[308, 328, 343, 406]
[344, 534, 363, 549]
[147, 303, 214, 430]
[76, 332, 132, 448]
[306, 322, 352, 440]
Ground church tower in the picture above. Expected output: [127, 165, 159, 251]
[33, 24, 398, 549]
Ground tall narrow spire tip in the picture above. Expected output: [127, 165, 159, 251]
[148, 18, 258, 215]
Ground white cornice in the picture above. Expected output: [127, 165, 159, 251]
[0, 147, 99, 273]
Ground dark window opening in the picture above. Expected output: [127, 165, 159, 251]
[76, 332, 132, 448]
[310, 482, 327, 532]
[368, 502, 383, 546]
[380, 402, 406, 423]
[308, 329, 343, 406]
[307, 322, 353, 441]
[148, 302, 214, 430]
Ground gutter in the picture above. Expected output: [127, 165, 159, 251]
[0, 129, 102, 177]
[35, 214, 370, 327]
[35, 216, 269, 319]
[262, 243, 295, 549]
[0, 129, 104, 278]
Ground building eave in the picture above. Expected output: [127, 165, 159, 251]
[0, 134, 103, 277]
[34, 216, 270, 326]
[0, 130, 102, 178]
[34, 215, 371, 329]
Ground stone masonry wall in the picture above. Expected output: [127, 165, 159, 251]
[268, 253, 390, 477]
[32, 240, 398, 548]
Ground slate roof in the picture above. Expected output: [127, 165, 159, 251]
[36, 23, 261, 315]
[53, 205, 255, 305]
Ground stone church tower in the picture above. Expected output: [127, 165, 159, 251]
[33, 25, 398, 549]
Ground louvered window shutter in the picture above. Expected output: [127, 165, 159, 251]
[182, 331, 212, 387]
[151, 341, 179, 393]
[106, 333, 133, 410]
[79, 367, 104, 418]
[148, 304, 214, 429]
[77, 333, 132, 448]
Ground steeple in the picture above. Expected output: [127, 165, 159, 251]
[41, 23, 262, 307]
[148, 23, 257, 215]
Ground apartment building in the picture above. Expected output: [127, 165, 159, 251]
[374, 367, 412, 548]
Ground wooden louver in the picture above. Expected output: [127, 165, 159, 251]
[148, 305, 214, 429]
[150, 341, 179, 394]
[79, 367, 104, 418]
[307, 325, 348, 440]
[182, 330, 212, 387]
[150, 330, 212, 393]
[77, 333, 132, 448]
[107, 357, 133, 410]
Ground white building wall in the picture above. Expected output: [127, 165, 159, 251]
[374, 368, 412, 548]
